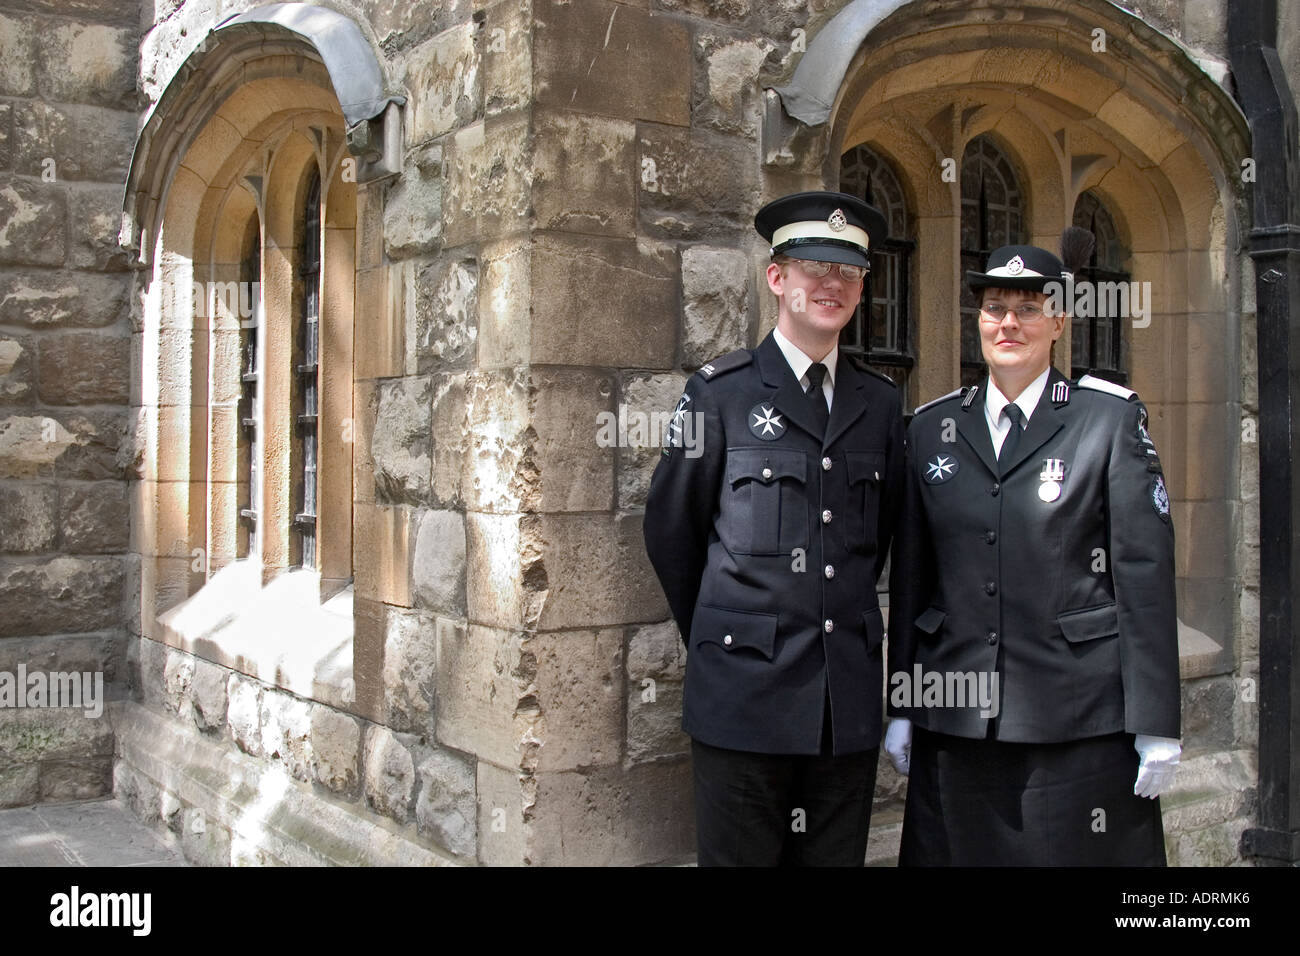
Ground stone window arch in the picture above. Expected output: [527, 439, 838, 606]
[960, 135, 1027, 387]
[838, 143, 915, 404]
[1070, 190, 1130, 384]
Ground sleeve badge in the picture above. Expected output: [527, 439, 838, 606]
[1151, 474, 1171, 518]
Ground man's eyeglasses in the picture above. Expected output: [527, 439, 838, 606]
[980, 301, 1048, 321]
[789, 259, 868, 282]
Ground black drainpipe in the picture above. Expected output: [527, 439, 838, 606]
[1230, 0, 1300, 865]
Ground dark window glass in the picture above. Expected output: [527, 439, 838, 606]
[292, 169, 321, 569]
[1070, 191, 1129, 384]
[239, 222, 261, 558]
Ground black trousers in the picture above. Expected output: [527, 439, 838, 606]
[690, 716, 879, 866]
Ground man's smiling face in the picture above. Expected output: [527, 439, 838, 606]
[766, 255, 864, 339]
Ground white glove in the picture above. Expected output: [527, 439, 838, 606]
[1133, 734, 1181, 798]
[884, 718, 912, 776]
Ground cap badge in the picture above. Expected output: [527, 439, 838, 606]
[1006, 255, 1025, 275]
[827, 208, 847, 232]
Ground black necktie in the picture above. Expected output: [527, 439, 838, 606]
[999, 402, 1023, 470]
[805, 363, 830, 437]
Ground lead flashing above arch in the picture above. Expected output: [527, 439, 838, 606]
[122, 3, 404, 263]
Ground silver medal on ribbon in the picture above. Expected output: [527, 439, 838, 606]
[1039, 458, 1065, 502]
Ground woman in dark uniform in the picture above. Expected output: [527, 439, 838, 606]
[883, 237, 1181, 865]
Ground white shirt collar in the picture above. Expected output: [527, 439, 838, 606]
[772, 326, 838, 390]
[985, 366, 1052, 429]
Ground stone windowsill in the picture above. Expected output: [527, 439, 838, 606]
[155, 560, 354, 710]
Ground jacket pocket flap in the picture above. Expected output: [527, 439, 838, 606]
[862, 607, 885, 652]
[693, 604, 778, 659]
[845, 450, 886, 485]
[726, 448, 805, 486]
[1057, 603, 1119, 643]
[915, 606, 946, 635]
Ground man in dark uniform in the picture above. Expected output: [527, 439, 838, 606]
[643, 191, 904, 866]
[885, 243, 1181, 865]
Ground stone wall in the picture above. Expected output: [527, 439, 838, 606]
[0, 0, 137, 806]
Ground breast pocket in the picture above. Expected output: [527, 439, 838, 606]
[721, 448, 808, 555]
[845, 450, 886, 551]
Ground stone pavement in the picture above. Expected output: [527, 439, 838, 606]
[0, 799, 187, 867]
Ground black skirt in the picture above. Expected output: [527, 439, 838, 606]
[899, 727, 1166, 866]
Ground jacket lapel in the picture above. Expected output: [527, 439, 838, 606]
[755, 332, 824, 443]
[956, 383, 999, 478]
[825, 360, 868, 449]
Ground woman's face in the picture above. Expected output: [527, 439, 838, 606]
[978, 287, 1065, 381]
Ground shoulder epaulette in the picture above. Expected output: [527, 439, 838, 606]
[844, 353, 897, 388]
[913, 386, 966, 416]
[1077, 373, 1137, 401]
[695, 349, 752, 381]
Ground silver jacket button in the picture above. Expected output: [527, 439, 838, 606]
[821, 457, 833, 471]
[822, 510, 832, 524]
[824, 619, 834, 633]
[723, 634, 733, 646]
[761, 467, 772, 480]
[824, 564, 835, 579]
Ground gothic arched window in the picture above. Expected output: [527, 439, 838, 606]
[960, 136, 1026, 387]
[1071, 191, 1130, 384]
[838, 144, 914, 403]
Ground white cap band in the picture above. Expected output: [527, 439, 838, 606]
[772, 220, 871, 253]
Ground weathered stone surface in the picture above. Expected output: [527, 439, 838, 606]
[0, 556, 123, 637]
[681, 245, 750, 365]
[226, 672, 262, 757]
[693, 33, 772, 136]
[0, 177, 66, 267]
[261, 689, 313, 782]
[528, 759, 695, 865]
[370, 0, 469, 54]
[443, 116, 531, 247]
[0, 332, 33, 403]
[24, 1, 137, 25]
[637, 126, 758, 239]
[1181, 673, 1235, 752]
[69, 184, 128, 271]
[0, 764, 39, 808]
[0, 14, 35, 97]
[535, 0, 691, 125]
[405, 22, 481, 145]
[134, 635, 166, 711]
[384, 147, 444, 259]
[476, 237, 530, 368]
[534, 110, 636, 236]
[0, 483, 57, 551]
[430, 373, 468, 506]
[0, 707, 114, 765]
[531, 366, 615, 513]
[530, 628, 625, 771]
[656, 0, 752, 23]
[462, 368, 532, 513]
[415, 748, 477, 858]
[618, 371, 687, 509]
[309, 703, 360, 794]
[372, 375, 432, 505]
[181, 805, 231, 867]
[39, 757, 112, 801]
[37, 332, 130, 405]
[13, 101, 135, 181]
[531, 233, 677, 368]
[482, 0, 531, 116]
[415, 257, 478, 372]
[412, 508, 467, 616]
[35, 21, 136, 109]
[0, 103, 10, 169]
[384, 606, 437, 733]
[189, 658, 227, 732]
[475, 760, 529, 864]
[161, 648, 193, 715]
[60, 481, 129, 553]
[364, 725, 416, 822]
[464, 513, 534, 629]
[0, 631, 122, 681]
[626, 620, 689, 764]
[533, 513, 669, 629]
[435, 621, 536, 769]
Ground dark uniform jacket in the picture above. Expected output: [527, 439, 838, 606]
[644, 331, 904, 756]
[887, 367, 1180, 743]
